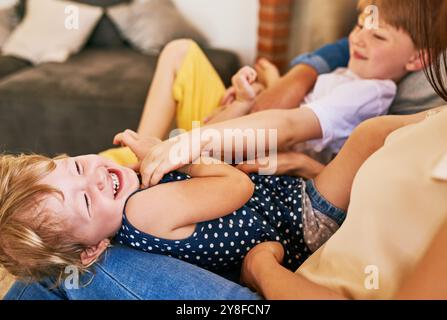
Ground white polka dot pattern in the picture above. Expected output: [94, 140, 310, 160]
[116, 172, 321, 271]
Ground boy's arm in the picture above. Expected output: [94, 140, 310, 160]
[251, 38, 350, 113]
[204, 100, 253, 125]
[125, 158, 255, 237]
[138, 107, 323, 187]
[205, 81, 266, 125]
[250, 64, 318, 112]
[237, 152, 325, 180]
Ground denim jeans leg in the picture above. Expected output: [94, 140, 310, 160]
[5, 245, 260, 300]
[4, 279, 65, 300]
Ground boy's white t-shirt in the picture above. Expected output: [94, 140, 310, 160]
[300, 68, 397, 155]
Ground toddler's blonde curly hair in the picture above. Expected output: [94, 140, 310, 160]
[0, 154, 92, 283]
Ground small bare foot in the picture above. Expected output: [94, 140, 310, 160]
[232, 66, 258, 103]
[255, 58, 280, 88]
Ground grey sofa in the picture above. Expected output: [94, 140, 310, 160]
[0, 0, 240, 157]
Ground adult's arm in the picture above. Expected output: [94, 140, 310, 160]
[241, 109, 446, 299]
[243, 215, 447, 300]
[241, 242, 344, 300]
[240, 113, 425, 299]
[250, 65, 318, 112]
[239, 120, 401, 299]
[251, 38, 350, 112]
[290, 38, 350, 74]
[316, 107, 445, 210]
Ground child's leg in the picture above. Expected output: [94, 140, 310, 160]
[100, 39, 226, 165]
[255, 58, 280, 88]
[170, 40, 227, 132]
[138, 39, 226, 139]
[137, 39, 193, 140]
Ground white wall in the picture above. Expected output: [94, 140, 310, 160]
[172, 0, 259, 65]
[0, 0, 18, 9]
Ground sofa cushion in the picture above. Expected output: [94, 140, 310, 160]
[18, 0, 131, 16]
[390, 71, 446, 115]
[0, 0, 19, 48]
[0, 55, 30, 80]
[86, 15, 127, 48]
[18, 0, 131, 48]
[0, 46, 240, 156]
[107, 0, 208, 54]
[75, 0, 132, 48]
[3, 0, 103, 64]
[0, 48, 153, 156]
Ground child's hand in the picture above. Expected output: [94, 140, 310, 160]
[113, 129, 161, 167]
[220, 86, 237, 106]
[137, 134, 208, 187]
[232, 66, 258, 102]
[240, 242, 285, 292]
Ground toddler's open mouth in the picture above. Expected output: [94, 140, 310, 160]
[108, 168, 123, 198]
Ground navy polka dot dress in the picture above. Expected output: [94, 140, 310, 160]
[115, 171, 310, 271]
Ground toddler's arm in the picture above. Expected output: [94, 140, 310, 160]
[124, 158, 255, 239]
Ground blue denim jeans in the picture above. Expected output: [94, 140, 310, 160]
[306, 180, 346, 226]
[4, 245, 260, 300]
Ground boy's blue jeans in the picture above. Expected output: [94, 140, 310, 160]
[4, 245, 260, 300]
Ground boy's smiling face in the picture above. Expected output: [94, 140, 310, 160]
[39, 155, 140, 246]
[348, 14, 422, 81]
